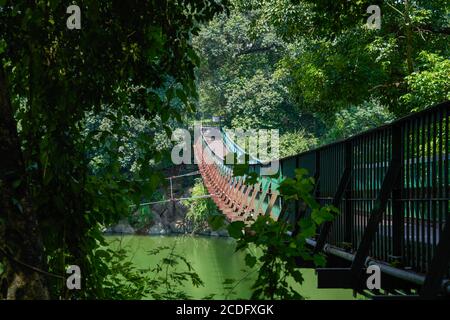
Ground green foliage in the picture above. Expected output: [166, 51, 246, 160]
[232, 163, 259, 185]
[182, 178, 220, 232]
[147, 245, 205, 300]
[401, 51, 450, 111]
[279, 31, 394, 117]
[238, 0, 449, 117]
[0, 0, 227, 299]
[279, 130, 318, 158]
[233, 163, 250, 177]
[225, 169, 338, 299]
[128, 191, 164, 230]
[227, 71, 287, 129]
[193, 8, 316, 132]
[1, 0, 447, 300]
[233, 0, 315, 41]
[208, 214, 227, 231]
[195, 0, 449, 153]
[84, 108, 176, 176]
[128, 206, 154, 230]
[228, 221, 245, 239]
[321, 100, 395, 144]
[102, 247, 150, 300]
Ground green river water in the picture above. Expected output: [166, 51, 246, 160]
[107, 234, 358, 300]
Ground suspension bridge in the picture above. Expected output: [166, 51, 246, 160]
[193, 101, 450, 299]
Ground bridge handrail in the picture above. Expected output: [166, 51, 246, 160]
[220, 128, 263, 164]
[274, 101, 449, 164]
[196, 101, 450, 294]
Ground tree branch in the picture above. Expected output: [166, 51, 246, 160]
[369, 82, 405, 92]
[415, 25, 450, 36]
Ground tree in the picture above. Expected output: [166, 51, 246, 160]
[401, 51, 450, 111]
[0, 0, 227, 299]
[237, 0, 450, 117]
[193, 7, 320, 132]
[321, 100, 395, 144]
[279, 130, 318, 158]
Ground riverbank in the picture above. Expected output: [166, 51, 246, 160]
[104, 218, 229, 237]
[104, 164, 229, 237]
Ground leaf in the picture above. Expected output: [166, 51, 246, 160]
[163, 125, 172, 137]
[328, 205, 340, 214]
[208, 214, 226, 230]
[187, 48, 200, 66]
[311, 208, 334, 225]
[233, 163, 249, 177]
[291, 270, 304, 283]
[278, 179, 297, 197]
[245, 172, 258, 185]
[313, 254, 327, 267]
[227, 221, 245, 239]
[298, 218, 316, 238]
[176, 89, 188, 105]
[245, 254, 257, 268]
[295, 168, 309, 178]
[95, 250, 111, 259]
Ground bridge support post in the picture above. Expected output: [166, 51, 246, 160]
[291, 150, 321, 236]
[314, 142, 352, 253]
[344, 141, 353, 245]
[420, 217, 450, 298]
[349, 124, 402, 289]
[392, 145, 404, 261]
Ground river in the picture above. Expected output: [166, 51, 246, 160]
[107, 234, 358, 300]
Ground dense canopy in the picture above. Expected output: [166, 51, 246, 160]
[0, 0, 448, 300]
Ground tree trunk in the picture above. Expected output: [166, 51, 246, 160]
[404, 0, 414, 74]
[0, 67, 49, 299]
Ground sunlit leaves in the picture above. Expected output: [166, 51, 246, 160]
[279, 130, 318, 158]
[245, 0, 449, 117]
[226, 167, 339, 299]
[401, 51, 450, 112]
[182, 178, 221, 232]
